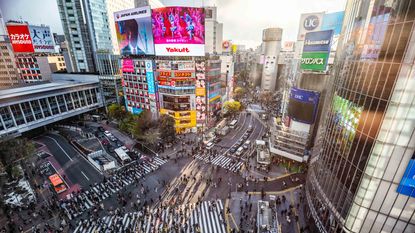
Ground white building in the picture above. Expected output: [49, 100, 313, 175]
[219, 55, 234, 101]
[205, 6, 223, 54]
[260, 28, 282, 92]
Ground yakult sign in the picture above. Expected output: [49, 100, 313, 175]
[297, 12, 324, 40]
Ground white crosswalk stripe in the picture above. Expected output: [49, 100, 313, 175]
[60, 157, 167, 220]
[195, 153, 243, 173]
[74, 200, 226, 233]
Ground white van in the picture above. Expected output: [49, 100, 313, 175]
[206, 142, 214, 150]
[236, 147, 244, 156]
[243, 140, 251, 149]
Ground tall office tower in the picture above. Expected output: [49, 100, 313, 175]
[0, 9, 20, 88]
[205, 6, 223, 54]
[260, 28, 282, 92]
[306, 1, 415, 232]
[56, 0, 113, 72]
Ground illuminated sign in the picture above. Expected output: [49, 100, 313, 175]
[159, 71, 171, 77]
[6, 24, 34, 53]
[301, 52, 329, 71]
[122, 59, 134, 72]
[174, 72, 192, 78]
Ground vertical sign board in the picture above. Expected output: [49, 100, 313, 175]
[195, 61, 206, 123]
[145, 60, 155, 94]
[114, 6, 155, 55]
[397, 153, 415, 197]
[29, 25, 55, 53]
[6, 24, 35, 53]
[301, 30, 333, 72]
[151, 7, 205, 56]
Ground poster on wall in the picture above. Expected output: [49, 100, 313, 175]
[397, 153, 415, 198]
[152, 7, 205, 56]
[195, 61, 206, 122]
[287, 87, 320, 124]
[6, 24, 35, 53]
[114, 6, 155, 55]
[29, 25, 55, 53]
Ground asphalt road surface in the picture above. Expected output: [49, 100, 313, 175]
[37, 133, 103, 188]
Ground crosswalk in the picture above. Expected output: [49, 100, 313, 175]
[73, 199, 227, 233]
[195, 154, 244, 173]
[60, 157, 167, 220]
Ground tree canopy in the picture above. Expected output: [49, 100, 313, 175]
[159, 114, 176, 143]
[223, 100, 242, 117]
[107, 104, 127, 121]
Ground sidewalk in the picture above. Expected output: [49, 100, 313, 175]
[242, 156, 302, 182]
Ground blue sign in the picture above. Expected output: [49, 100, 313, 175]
[397, 154, 415, 197]
[321, 11, 344, 36]
[303, 30, 334, 52]
[289, 87, 320, 124]
[132, 107, 143, 115]
[146, 72, 155, 94]
[290, 87, 320, 103]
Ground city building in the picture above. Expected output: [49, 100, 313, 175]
[56, 0, 113, 72]
[156, 59, 197, 133]
[15, 54, 66, 83]
[0, 73, 103, 139]
[260, 28, 282, 92]
[0, 9, 20, 88]
[306, 0, 415, 232]
[219, 54, 234, 102]
[122, 58, 158, 118]
[205, 56, 222, 126]
[205, 6, 223, 54]
[96, 53, 123, 106]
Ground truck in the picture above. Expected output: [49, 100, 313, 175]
[218, 126, 230, 136]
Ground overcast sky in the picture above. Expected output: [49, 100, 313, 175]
[0, 0, 347, 48]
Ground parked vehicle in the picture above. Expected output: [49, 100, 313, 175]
[236, 147, 244, 156]
[206, 142, 214, 150]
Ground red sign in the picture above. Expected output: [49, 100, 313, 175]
[159, 71, 171, 77]
[7, 25, 35, 53]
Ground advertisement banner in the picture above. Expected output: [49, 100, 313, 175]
[303, 30, 333, 52]
[152, 7, 205, 56]
[122, 59, 134, 72]
[196, 87, 205, 96]
[114, 6, 155, 55]
[157, 61, 171, 70]
[29, 25, 55, 53]
[282, 41, 295, 51]
[301, 52, 329, 71]
[222, 40, 232, 53]
[297, 12, 324, 41]
[173, 61, 195, 70]
[397, 153, 415, 198]
[195, 61, 206, 123]
[7, 24, 35, 53]
[321, 11, 344, 36]
[288, 87, 320, 124]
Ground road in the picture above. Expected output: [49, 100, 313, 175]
[37, 133, 103, 188]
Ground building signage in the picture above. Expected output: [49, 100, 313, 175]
[6, 24, 35, 53]
[321, 11, 344, 36]
[174, 72, 192, 78]
[303, 30, 334, 52]
[288, 87, 320, 124]
[145, 60, 155, 95]
[174, 61, 195, 70]
[195, 60, 206, 123]
[301, 52, 329, 71]
[29, 25, 55, 53]
[122, 58, 135, 72]
[297, 12, 324, 40]
[159, 71, 171, 77]
[397, 153, 415, 198]
[114, 6, 155, 55]
[151, 7, 205, 56]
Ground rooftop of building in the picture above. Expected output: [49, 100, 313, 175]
[0, 73, 99, 100]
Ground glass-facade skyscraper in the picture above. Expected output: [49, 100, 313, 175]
[306, 0, 415, 232]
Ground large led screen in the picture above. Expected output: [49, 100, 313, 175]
[287, 88, 320, 124]
[114, 6, 155, 55]
[152, 7, 205, 56]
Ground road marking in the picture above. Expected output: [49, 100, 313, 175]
[81, 171, 90, 181]
[229, 213, 240, 232]
[44, 135, 73, 162]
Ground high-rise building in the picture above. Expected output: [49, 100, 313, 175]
[260, 28, 282, 92]
[306, 1, 415, 232]
[96, 54, 123, 105]
[205, 6, 223, 55]
[0, 9, 20, 88]
[56, 0, 113, 72]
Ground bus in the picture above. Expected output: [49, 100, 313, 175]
[115, 147, 132, 164]
[49, 174, 67, 194]
[229, 119, 238, 129]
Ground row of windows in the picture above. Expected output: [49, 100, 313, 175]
[0, 89, 99, 131]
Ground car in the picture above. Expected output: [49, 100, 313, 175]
[230, 147, 237, 153]
[121, 146, 130, 153]
[243, 140, 251, 149]
[109, 136, 117, 142]
[213, 137, 222, 143]
[98, 126, 105, 132]
[247, 125, 253, 133]
[235, 147, 244, 156]
[242, 133, 250, 140]
[104, 131, 112, 136]
[206, 142, 214, 150]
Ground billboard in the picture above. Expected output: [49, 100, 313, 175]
[303, 30, 333, 52]
[282, 41, 295, 51]
[29, 25, 55, 53]
[114, 6, 155, 55]
[301, 52, 329, 71]
[297, 12, 324, 41]
[122, 58, 134, 72]
[195, 61, 206, 122]
[145, 60, 156, 95]
[6, 24, 35, 53]
[287, 87, 320, 124]
[151, 7, 205, 56]
[397, 153, 415, 198]
[321, 11, 344, 36]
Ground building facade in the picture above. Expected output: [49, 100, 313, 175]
[96, 53, 123, 105]
[261, 28, 282, 92]
[122, 58, 158, 118]
[0, 74, 103, 139]
[0, 9, 19, 88]
[15, 54, 66, 83]
[306, 0, 415, 232]
[206, 57, 222, 126]
[205, 7, 223, 55]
